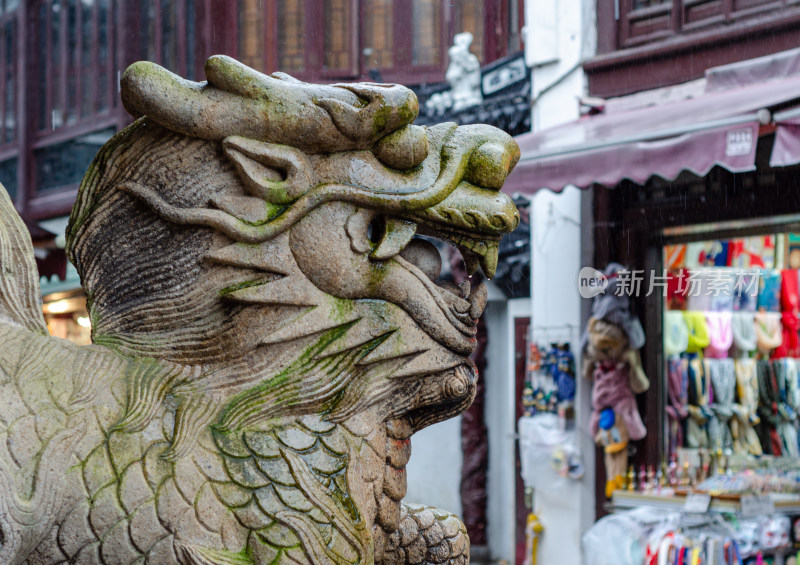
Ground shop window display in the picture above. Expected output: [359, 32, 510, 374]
[663, 233, 800, 464]
[593, 229, 800, 563]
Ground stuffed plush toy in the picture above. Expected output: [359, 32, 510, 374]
[594, 407, 630, 497]
[582, 263, 649, 498]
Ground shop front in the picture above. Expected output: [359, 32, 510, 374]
[505, 47, 800, 563]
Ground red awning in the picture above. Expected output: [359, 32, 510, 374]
[504, 73, 800, 195]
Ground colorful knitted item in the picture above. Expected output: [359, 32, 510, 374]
[775, 269, 800, 358]
[755, 311, 783, 356]
[663, 310, 689, 356]
[708, 358, 735, 453]
[757, 270, 782, 312]
[705, 311, 733, 358]
[686, 357, 711, 449]
[683, 311, 711, 354]
[734, 358, 763, 456]
[756, 360, 783, 456]
[731, 311, 757, 357]
[666, 356, 688, 458]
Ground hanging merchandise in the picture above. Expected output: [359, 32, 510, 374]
[734, 269, 760, 312]
[775, 268, 800, 358]
[596, 407, 632, 497]
[664, 310, 690, 356]
[734, 358, 763, 456]
[736, 519, 760, 559]
[553, 345, 577, 403]
[687, 240, 729, 267]
[706, 311, 734, 358]
[732, 312, 757, 358]
[730, 236, 775, 270]
[521, 513, 544, 565]
[583, 507, 661, 565]
[683, 311, 711, 354]
[772, 360, 799, 457]
[589, 230, 800, 565]
[758, 514, 791, 553]
[523, 340, 556, 416]
[518, 413, 584, 494]
[668, 269, 689, 311]
[710, 269, 736, 313]
[707, 358, 735, 454]
[687, 270, 714, 312]
[584, 508, 750, 565]
[583, 504, 800, 565]
[786, 358, 800, 416]
[754, 311, 783, 356]
[666, 357, 689, 461]
[583, 263, 649, 497]
[756, 360, 783, 456]
[666, 244, 688, 270]
[758, 270, 782, 313]
[686, 357, 712, 449]
[523, 335, 576, 417]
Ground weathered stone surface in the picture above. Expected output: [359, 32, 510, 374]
[0, 55, 517, 563]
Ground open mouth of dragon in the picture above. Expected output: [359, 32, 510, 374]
[362, 212, 502, 338]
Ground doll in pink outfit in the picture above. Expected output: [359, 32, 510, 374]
[582, 264, 650, 495]
[586, 321, 648, 441]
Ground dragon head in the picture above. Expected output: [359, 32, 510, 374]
[66, 55, 519, 450]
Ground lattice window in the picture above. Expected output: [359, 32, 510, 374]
[139, 0, 196, 79]
[411, 0, 441, 66]
[456, 0, 485, 63]
[278, 0, 305, 72]
[34, 0, 117, 133]
[0, 0, 16, 147]
[324, 0, 352, 70]
[238, 0, 263, 71]
[363, 0, 393, 69]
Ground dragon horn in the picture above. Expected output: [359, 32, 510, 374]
[120, 60, 267, 142]
[120, 56, 419, 154]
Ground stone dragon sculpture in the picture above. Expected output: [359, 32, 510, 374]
[0, 56, 519, 564]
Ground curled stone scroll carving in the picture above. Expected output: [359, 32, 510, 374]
[0, 56, 519, 564]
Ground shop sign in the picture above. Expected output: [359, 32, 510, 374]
[725, 127, 754, 156]
[683, 493, 711, 513]
[740, 494, 775, 517]
[482, 54, 527, 97]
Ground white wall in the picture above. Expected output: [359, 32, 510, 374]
[530, 186, 595, 565]
[521, 0, 598, 561]
[526, 0, 597, 131]
[405, 416, 463, 515]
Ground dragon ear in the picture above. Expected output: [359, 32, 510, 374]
[222, 136, 312, 204]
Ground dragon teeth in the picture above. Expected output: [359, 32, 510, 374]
[455, 237, 499, 278]
[478, 240, 499, 279]
[458, 246, 480, 276]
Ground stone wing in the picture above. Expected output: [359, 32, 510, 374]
[0, 184, 48, 334]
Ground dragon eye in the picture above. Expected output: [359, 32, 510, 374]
[367, 215, 386, 244]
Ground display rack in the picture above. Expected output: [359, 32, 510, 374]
[610, 490, 800, 515]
